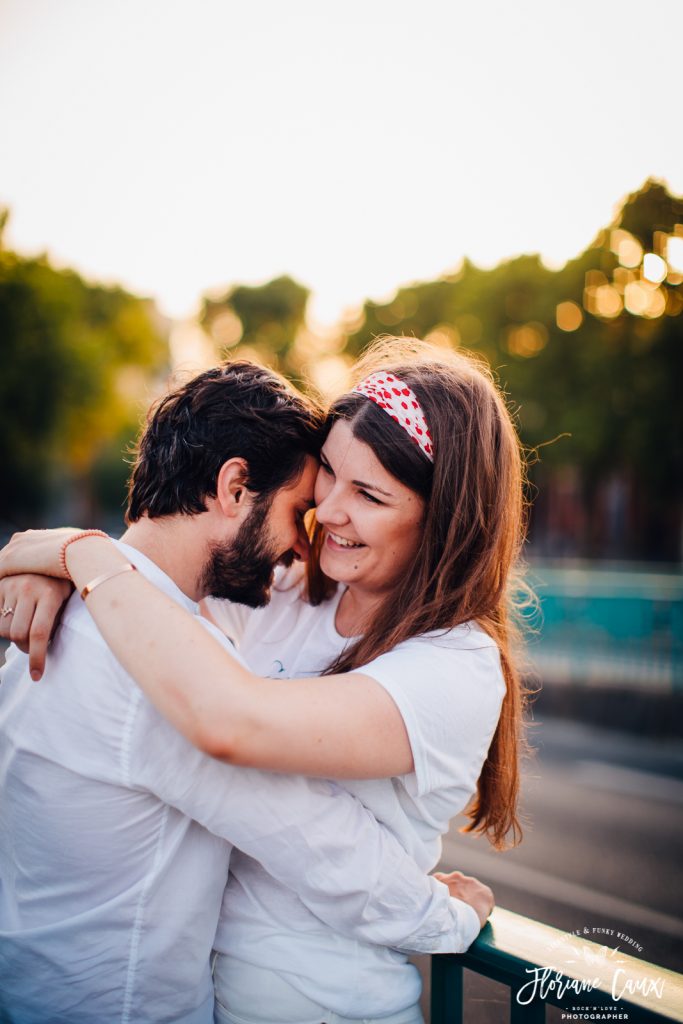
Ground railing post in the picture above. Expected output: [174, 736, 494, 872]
[510, 988, 545, 1024]
[430, 956, 464, 1024]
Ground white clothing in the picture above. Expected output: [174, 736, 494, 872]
[0, 545, 479, 1024]
[212, 958, 424, 1024]
[207, 567, 504, 1019]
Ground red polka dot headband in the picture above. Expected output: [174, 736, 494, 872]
[352, 372, 434, 461]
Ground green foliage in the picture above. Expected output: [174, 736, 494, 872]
[0, 222, 169, 525]
[201, 275, 309, 382]
[343, 180, 683, 559]
[3, 180, 681, 558]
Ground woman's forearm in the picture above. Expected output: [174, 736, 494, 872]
[64, 538, 414, 779]
[65, 537, 263, 757]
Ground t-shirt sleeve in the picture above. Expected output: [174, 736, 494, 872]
[358, 632, 506, 798]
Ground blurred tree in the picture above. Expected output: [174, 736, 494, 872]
[200, 275, 309, 383]
[343, 180, 683, 561]
[5, 178, 680, 559]
[0, 212, 169, 527]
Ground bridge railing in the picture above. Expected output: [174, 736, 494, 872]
[431, 907, 683, 1023]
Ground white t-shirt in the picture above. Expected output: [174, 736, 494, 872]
[207, 566, 505, 1018]
[0, 548, 481, 1024]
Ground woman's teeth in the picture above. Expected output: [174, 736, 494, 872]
[328, 531, 363, 549]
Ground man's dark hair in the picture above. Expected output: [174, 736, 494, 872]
[126, 360, 324, 522]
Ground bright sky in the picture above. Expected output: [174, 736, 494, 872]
[1, 0, 681, 328]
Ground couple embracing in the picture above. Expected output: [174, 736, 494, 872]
[0, 336, 528, 1024]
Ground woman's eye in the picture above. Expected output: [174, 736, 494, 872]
[359, 490, 382, 505]
[320, 460, 333, 475]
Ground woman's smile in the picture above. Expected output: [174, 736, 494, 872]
[325, 530, 366, 551]
[314, 420, 425, 596]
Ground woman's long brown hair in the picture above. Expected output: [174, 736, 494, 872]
[307, 337, 532, 849]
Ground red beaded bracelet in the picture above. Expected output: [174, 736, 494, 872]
[59, 530, 109, 580]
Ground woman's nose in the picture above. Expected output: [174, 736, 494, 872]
[315, 485, 350, 527]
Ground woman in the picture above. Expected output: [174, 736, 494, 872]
[0, 338, 529, 1024]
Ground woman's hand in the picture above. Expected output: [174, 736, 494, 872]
[434, 870, 495, 930]
[0, 528, 81, 580]
[0, 573, 74, 679]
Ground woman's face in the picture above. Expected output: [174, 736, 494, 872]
[314, 419, 426, 596]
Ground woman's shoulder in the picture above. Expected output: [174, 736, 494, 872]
[419, 619, 499, 652]
[357, 621, 505, 722]
[358, 622, 506, 799]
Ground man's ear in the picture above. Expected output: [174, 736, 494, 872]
[215, 458, 250, 519]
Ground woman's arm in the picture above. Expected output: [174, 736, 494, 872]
[0, 531, 413, 779]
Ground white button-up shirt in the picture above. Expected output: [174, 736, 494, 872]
[0, 543, 479, 1024]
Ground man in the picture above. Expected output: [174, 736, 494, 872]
[0, 361, 491, 1023]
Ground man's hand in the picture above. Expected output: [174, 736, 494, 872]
[434, 869, 494, 930]
[0, 528, 81, 580]
[0, 574, 73, 679]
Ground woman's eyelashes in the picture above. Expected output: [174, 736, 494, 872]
[319, 455, 383, 505]
[359, 489, 383, 505]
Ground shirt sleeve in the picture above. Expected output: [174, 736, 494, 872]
[358, 632, 506, 797]
[125, 693, 480, 954]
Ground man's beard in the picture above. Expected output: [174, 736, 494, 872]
[199, 497, 295, 607]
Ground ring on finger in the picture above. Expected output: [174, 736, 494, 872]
[1, 606, 15, 617]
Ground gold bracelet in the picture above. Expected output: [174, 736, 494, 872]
[80, 563, 137, 600]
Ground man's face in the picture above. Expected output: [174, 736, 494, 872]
[200, 455, 317, 606]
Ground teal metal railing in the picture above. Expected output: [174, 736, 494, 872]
[431, 908, 683, 1023]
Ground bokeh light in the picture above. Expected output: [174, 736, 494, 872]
[583, 272, 623, 318]
[556, 301, 583, 331]
[309, 355, 352, 399]
[643, 253, 667, 284]
[610, 229, 643, 269]
[642, 287, 666, 319]
[505, 322, 548, 357]
[169, 322, 219, 372]
[666, 234, 683, 273]
[623, 281, 665, 318]
[424, 323, 461, 348]
[208, 309, 243, 348]
[612, 267, 636, 293]
[665, 289, 683, 315]
[594, 285, 623, 319]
